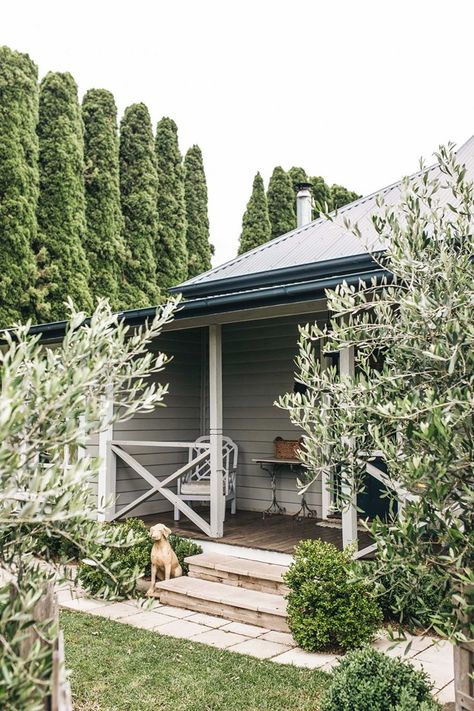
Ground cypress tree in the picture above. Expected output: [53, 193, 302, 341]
[330, 184, 360, 210]
[155, 117, 188, 290]
[238, 172, 271, 255]
[184, 144, 213, 277]
[36, 72, 92, 320]
[309, 175, 332, 216]
[288, 166, 308, 194]
[0, 46, 40, 326]
[119, 103, 160, 308]
[267, 166, 296, 239]
[82, 89, 125, 310]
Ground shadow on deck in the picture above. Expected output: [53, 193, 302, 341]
[139, 509, 374, 556]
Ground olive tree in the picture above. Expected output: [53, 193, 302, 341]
[280, 145, 474, 645]
[0, 296, 177, 709]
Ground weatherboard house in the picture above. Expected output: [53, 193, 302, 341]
[31, 135, 474, 564]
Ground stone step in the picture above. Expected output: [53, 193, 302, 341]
[185, 552, 289, 595]
[155, 576, 289, 632]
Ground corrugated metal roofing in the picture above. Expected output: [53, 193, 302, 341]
[178, 136, 474, 290]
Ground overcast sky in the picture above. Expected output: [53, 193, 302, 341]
[2, 1, 473, 267]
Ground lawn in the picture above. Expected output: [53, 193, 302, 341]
[62, 611, 329, 711]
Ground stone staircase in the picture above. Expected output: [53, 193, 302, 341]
[155, 552, 290, 632]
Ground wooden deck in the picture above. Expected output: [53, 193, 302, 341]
[139, 509, 373, 556]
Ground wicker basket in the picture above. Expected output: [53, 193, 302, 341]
[274, 436, 303, 460]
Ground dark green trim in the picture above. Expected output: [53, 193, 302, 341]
[171, 252, 383, 298]
[23, 263, 389, 341]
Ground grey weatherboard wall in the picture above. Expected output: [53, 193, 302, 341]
[112, 328, 202, 518]
[110, 313, 325, 520]
[222, 314, 323, 516]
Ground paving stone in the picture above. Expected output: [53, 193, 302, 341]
[156, 619, 208, 639]
[187, 613, 229, 628]
[158, 605, 195, 619]
[414, 639, 453, 664]
[319, 658, 341, 672]
[410, 658, 454, 691]
[89, 602, 142, 620]
[118, 611, 175, 630]
[191, 628, 249, 649]
[220, 621, 268, 638]
[260, 631, 297, 647]
[373, 633, 436, 659]
[272, 647, 339, 669]
[229, 638, 291, 659]
[435, 681, 455, 704]
[59, 596, 112, 612]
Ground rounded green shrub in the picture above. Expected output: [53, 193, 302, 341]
[78, 518, 150, 597]
[284, 539, 383, 651]
[320, 646, 441, 711]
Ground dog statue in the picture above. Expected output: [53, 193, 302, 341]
[147, 523, 182, 596]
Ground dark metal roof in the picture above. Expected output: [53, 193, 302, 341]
[174, 135, 474, 297]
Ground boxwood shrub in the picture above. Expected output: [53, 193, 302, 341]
[284, 539, 383, 651]
[78, 518, 202, 597]
[320, 646, 441, 711]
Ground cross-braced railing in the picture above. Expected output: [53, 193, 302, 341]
[109, 440, 212, 536]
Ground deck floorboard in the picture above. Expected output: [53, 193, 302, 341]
[139, 509, 373, 556]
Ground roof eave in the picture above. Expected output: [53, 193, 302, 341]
[171, 251, 383, 298]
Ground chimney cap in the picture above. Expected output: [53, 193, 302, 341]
[295, 182, 313, 193]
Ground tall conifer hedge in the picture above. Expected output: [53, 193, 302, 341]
[82, 89, 125, 309]
[267, 166, 296, 239]
[36, 72, 92, 320]
[184, 145, 213, 276]
[238, 172, 271, 254]
[155, 117, 188, 289]
[119, 103, 160, 307]
[0, 46, 40, 326]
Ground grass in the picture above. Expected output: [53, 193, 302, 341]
[62, 610, 330, 711]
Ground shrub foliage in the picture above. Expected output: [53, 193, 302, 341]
[320, 646, 440, 711]
[78, 518, 203, 596]
[184, 144, 213, 277]
[284, 540, 382, 652]
[281, 145, 474, 642]
[36, 72, 92, 321]
[0, 46, 40, 326]
[238, 172, 272, 254]
[82, 88, 125, 310]
[119, 103, 160, 308]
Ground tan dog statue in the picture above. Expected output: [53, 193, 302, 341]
[147, 523, 182, 596]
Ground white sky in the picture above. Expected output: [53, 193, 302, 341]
[2, 0, 473, 267]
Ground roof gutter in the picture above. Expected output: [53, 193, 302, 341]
[171, 252, 383, 298]
[23, 262, 390, 341]
[174, 266, 389, 319]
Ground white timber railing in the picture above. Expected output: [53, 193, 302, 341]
[109, 440, 213, 536]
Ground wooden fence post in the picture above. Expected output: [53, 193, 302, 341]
[454, 641, 474, 711]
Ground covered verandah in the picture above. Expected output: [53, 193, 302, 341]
[95, 299, 387, 559]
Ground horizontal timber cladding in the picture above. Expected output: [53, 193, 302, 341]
[84, 432, 99, 505]
[222, 313, 325, 516]
[113, 328, 203, 518]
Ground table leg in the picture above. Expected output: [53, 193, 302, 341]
[293, 490, 318, 521]
[261, 465, 286, 517]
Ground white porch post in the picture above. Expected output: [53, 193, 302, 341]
[320, 339, 331, 520]
[97, 392, 116, 522]
[209, 324, 224, 537]
[340, 346, 358, 549]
